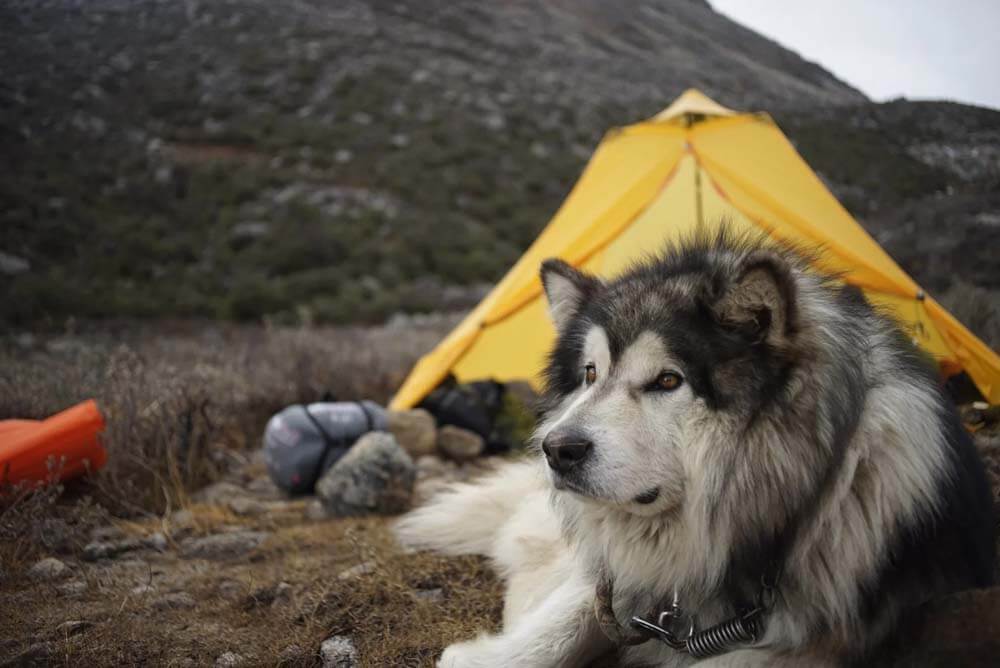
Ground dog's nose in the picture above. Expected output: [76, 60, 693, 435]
[542, 431, 593, 473]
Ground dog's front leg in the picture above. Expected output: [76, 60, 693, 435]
[438, 566, 611, 668]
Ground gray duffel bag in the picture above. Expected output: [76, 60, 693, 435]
[263, 400, 387, 494]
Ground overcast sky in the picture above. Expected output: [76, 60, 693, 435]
[711, 0, 1000, 110]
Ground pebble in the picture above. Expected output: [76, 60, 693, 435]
[215, 651, 245, 667]
[82, 537, 142, 561]
[179, 531, 269, 560]
[437, 425, 485, 461]
[55, 620, 93, 636]
[28, 557, 70, 581]
[227, 497, 266, 516]
[152, 592, 196, 610]
[320, 635, 358, 668]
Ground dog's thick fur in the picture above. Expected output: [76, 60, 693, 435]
[396, 229, 995, 667]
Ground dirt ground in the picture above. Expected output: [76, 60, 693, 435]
[0, 456, 505, 667]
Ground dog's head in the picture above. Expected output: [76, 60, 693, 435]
[536, 236, 801, 515]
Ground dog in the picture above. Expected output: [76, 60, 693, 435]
[396, 227, 995, 667]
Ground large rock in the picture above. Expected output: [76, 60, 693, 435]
[437, 425, 485, 461]
[386, 409, 437, 457]
[315, 432, 415, 517]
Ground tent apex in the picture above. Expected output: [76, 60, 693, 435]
[651, 89, 737, 122]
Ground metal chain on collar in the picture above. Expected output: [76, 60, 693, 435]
[594, 568, 779, 659]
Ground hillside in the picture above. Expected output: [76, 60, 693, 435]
[1, 0, 998, 332]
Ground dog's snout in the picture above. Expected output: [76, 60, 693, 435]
[542, 431, 593, 473]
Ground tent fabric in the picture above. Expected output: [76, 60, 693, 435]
[390, 90, 1000, 409]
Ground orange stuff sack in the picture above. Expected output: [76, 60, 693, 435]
[0, 400, 107, 487]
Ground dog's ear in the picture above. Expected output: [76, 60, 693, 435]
[540, 259, 600, 333]
[711, 250, 797, 345]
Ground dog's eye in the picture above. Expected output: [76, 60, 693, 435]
[584, 364, 597, 386]
[648, 371, 683, 392]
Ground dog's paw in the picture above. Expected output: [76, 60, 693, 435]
[437, 639, 495, 668]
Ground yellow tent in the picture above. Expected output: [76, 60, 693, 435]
[390, 89, 1000, 408]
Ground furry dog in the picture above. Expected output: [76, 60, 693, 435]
[396, 229, 995, 667]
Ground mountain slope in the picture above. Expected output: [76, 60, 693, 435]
[2, 0, 996, 329]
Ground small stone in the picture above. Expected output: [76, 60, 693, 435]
[245, 476, 282, 499]
[28, 557, 70, 581]
[55, 620, 92, 636]
[131, 584, 156, 596]
[387, 409, 437, 457]
[227, 497, 266, 516]
[57, 580, 88, 597]
[320, 635, 358, 668]
[152, 592, 196, 610]
[336, 561, 375, 580]
[437, 425, 485, 461]
[414, 587, 443, 603]
[303, 499, 327, 521]
[215, 651, 245, 667]
[144, 532, 168, 552]
[83, 537, 143, 561]
[179, 531, 269, 560]
[0, 250, 30, 275]
[316, 432, 415, 517]
[194, 481, 250, 504]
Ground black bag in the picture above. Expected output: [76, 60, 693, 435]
[419, 377, 509, 452]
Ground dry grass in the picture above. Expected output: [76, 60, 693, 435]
[0, 319, 451, 563]
[1, 504, 504, 666]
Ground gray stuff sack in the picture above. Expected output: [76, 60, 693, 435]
[263, 400, 387, 494]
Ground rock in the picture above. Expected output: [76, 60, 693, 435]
[414, 587, 443, 603]
[437, 425, 485, 461]
[215, 652, 245, 667]
[303, 499, 327, 521]
[82, 537, 143, 561]
[0, 250, 30, 275]
[57, 580, 88, 597]
[337, 561, 375, 580]
[230, 221, 270, 241]
[28, 557, 70, 581]
[131, 584, 156, 596]
[227, 497, 266, 516]
[55, 620, 92, 637]
[245, 476, 282, 500]
[180, 531, 268, 560]
[315, 432, 415, 517]
[387, 409, 437, 457]
[144, 532, 168, 552]
[152, 592, 196, 610]
[320, 635, 358, 668]
[194, 481, 250, 505]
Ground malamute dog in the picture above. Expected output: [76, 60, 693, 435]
[397, 229, 995, 667]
